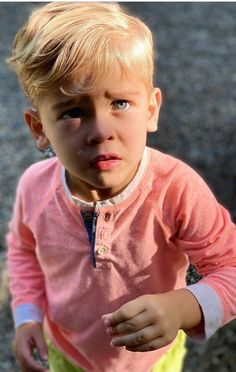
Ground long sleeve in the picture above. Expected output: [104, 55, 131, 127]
[169, 162, 236, 337]
[7, 178, 46, 326]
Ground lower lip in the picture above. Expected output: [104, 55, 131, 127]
[90, 159, 121, 171]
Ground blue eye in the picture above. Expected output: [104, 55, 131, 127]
[62, 108, 84, 119]
[113, 100, 130, 111]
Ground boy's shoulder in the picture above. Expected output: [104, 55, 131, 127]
[17, 156, 61, 194]
[149, 147, 196, 177]
[148, 147, 207, 192]
[147, 147, 215, 217]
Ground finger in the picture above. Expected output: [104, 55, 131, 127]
[18, 341, 47, 372]
[125, 332, 178, 352]
[34, 331, 48, 363]
[102, 313, 113, 327]
[103, 297, 146, 326]
[111, 325, 161, 348]
[32, 348, 50, 371]
[107, 311, 152, 336]
[126, 335, 172, 352]
[21, 350, 48, 372]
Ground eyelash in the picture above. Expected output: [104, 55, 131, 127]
[61, 108, 84, 120]
[111, 100, 130, 111]
[61, 100, 130, 120]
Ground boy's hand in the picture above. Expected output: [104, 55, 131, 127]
[14, 322, 49, 371]
[102, 289, 202, 352]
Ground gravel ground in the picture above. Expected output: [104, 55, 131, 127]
[0, 2, 236, 371]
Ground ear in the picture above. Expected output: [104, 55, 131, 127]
[24, 109, 50, 150]
[147, 88, 162, 133]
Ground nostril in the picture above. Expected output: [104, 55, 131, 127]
[88, 132, 114, 144]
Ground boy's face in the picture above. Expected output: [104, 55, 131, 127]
[25, 70, 161, 202]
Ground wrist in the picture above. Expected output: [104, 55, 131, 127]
[166, 289, 203, 334]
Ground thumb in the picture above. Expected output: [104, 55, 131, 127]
[102, 313, 113, 326]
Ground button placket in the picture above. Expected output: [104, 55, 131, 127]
[95, 211, 113, 262]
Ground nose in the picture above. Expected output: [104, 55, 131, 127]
[87, 114, 114, 145]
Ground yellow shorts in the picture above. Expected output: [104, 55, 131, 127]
[46, 331, 186, 372]
[151, 331, 187, 372]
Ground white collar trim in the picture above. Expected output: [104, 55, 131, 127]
[61, 147, 149, 208]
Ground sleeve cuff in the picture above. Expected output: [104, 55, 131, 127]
[186, 283, 223, 339]
[13, 303, 44, 329]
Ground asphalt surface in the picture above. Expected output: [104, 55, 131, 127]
[0, 2, 236, 371]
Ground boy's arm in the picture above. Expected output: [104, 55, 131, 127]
[103, 163, 236, 349]
[7, 215, 46, 328]
[173, 168, 236, 338]
[7, 180, 46, 321]
[7, 181, 48, 370]
[156, 160, 236, 340]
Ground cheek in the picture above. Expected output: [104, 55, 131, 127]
[124, 118, 148, 144]
[48, 134, 81, 164]
[48, 125, 82, 148]
[123, 129, 147, 160]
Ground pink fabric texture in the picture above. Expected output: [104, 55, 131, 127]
[7, 148, 236, 372]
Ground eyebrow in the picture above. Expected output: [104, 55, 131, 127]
[104, 91, 141, 99]
[51, 91, 141, 112]
[51, 99, 79, 112]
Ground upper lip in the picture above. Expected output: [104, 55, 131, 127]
[89, 153, 121, 164]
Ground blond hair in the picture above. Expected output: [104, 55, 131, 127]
[7, 2, 155, 107]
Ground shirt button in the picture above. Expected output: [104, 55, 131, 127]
[83, 212, 93, 221]
[97, 245, 108, 255]
[104, 213, 110, 221]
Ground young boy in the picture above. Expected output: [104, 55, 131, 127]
[6, 2, 236, 372]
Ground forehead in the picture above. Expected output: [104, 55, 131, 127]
[39, 69, 148, 109]
[68, 63, 147, 92]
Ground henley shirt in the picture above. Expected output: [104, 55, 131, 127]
[7, 147, 236, 372]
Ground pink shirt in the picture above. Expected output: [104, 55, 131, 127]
[7, 147, 236, 371]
